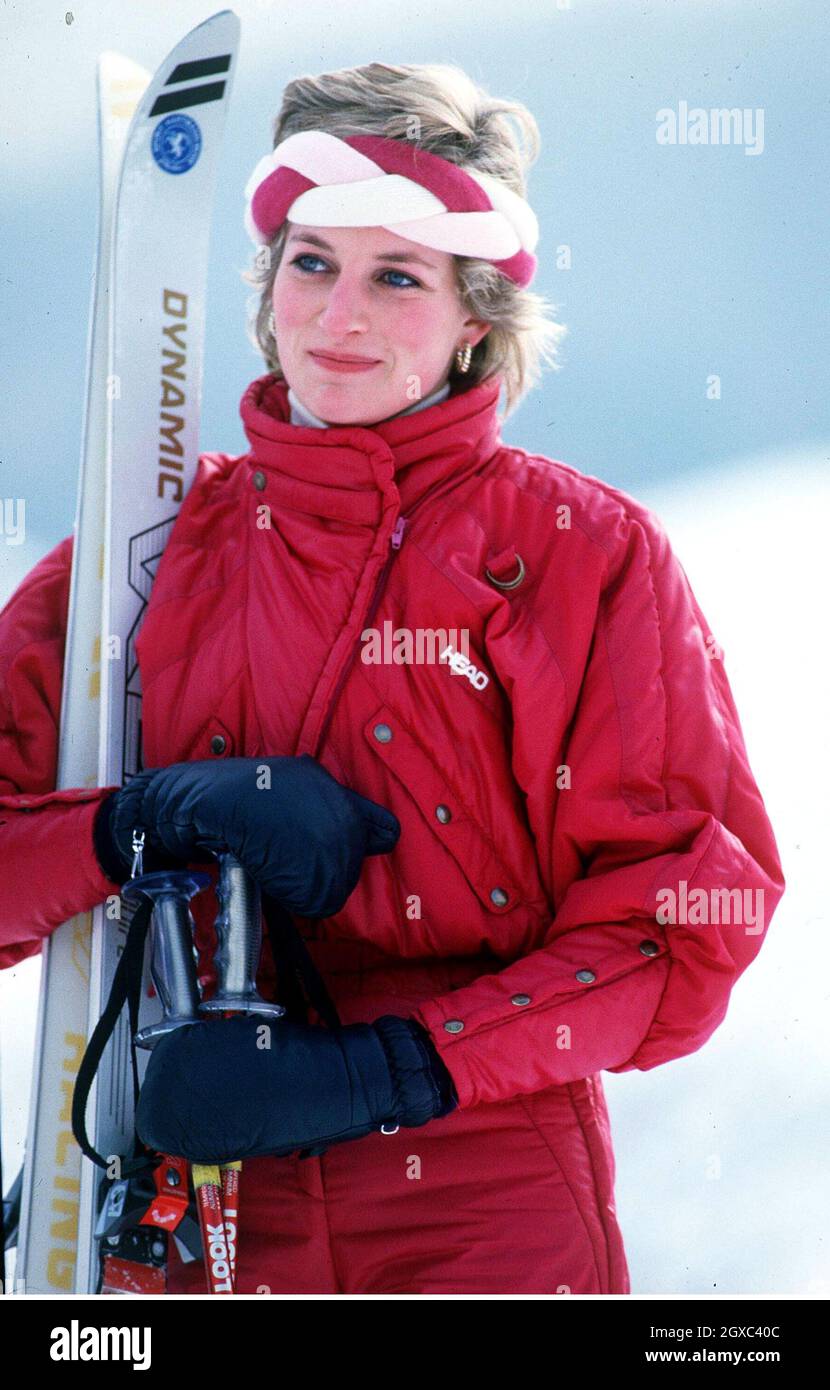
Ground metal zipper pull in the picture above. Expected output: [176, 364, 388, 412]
[130, 827, 146, 880]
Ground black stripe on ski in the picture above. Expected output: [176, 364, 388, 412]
[166, 54, 232, 85]
[149, 81, 227, 117]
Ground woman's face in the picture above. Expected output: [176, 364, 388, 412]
[270, 223, 491, 425]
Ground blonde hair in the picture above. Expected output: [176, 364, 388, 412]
[240, 62, 566, 418]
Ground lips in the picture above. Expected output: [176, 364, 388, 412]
[310, 350, 379, 363]
[308, 350, 381, 374]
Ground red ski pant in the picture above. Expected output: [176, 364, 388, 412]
[166, 959, 631, 1295]
[166, 1078, 631, 1295]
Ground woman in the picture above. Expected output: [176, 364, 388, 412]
[0, 62, 784, 1295]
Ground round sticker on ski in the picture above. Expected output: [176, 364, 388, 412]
[152, 113, 202, 174]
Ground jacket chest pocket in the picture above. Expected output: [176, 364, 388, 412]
[363, 702, 537, 917]
[141, 673, 241, 766]
[188, 716, 236, 761]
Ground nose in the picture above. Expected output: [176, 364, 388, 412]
[315, 274, 371, 337]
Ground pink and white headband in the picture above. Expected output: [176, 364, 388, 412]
[243, 130, 539, 288]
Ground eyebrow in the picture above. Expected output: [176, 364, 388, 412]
[287, 230, 438, 272]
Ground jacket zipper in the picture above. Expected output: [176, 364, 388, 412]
[312, 513, 407, 757]
[312, 465, 471, 757]
[365, 514, 407, 629]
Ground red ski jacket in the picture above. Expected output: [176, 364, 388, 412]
[0, 372, 785, 1115]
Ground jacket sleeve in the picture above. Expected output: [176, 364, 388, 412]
[0, 536, 121, 969]
[412, 503, 785, 1109]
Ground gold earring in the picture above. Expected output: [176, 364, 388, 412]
[455, 341, 472, 374]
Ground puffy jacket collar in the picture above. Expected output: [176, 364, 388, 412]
[239, 372, 504, 524]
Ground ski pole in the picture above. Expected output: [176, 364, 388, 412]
[125, 837, 230, 1293]
[201, 853, 285, 1293]
[218, 1161, 241, 1290]
[191, 1165, 234, 1295]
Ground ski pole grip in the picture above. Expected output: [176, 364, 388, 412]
[200, 852, 284, 1018]
[123, 869, 211, 1048]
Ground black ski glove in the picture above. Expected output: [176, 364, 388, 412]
[93, 754, 400, 918]
[135, 1013, 458, 1164]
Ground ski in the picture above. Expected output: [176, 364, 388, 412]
[14, 51, 151, 1297]
[16, 10, 240, 1295]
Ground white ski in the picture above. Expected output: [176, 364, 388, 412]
[15, 52, 151, 1298]
[17, 10, 240, 1295]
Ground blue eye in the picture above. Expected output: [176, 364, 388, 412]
[290, 253, 327, 273]
[289, 254, 420, 289]
[382, 268, 420, 288]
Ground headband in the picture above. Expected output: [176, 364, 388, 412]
[243, 130, 538, 288]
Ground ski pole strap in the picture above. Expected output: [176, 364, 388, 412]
[71, 892, 158, 1175]
[261, 894, 341, 1031]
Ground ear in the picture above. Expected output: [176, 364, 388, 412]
[462, 317, 492, 349]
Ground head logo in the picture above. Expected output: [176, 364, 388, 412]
[152, 112, 202, 174]
[440, 643, 489, 690]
